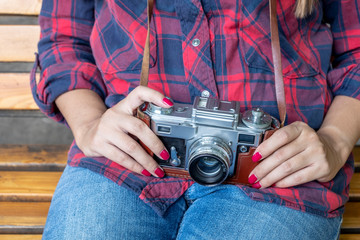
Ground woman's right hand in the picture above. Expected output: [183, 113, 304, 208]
[72, 86, 173, 178]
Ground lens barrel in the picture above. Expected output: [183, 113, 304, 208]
[188, 137, 232, 186]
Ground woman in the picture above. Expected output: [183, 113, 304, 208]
[32, 0, 360, 239]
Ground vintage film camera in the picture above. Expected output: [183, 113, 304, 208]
[139, 96, 280, 186]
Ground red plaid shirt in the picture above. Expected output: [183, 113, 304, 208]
[31, 0, 360, 217]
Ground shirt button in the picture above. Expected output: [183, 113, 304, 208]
[192, 38, 201, 47]
[201, 90, 210, 97]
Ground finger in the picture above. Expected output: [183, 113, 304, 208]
[248, 136, 307, 184]
[116, 86, 173, 115]
[271, 165, 318, 188]
[118, 115, 170, 160]
[251, 150, 311, 188]
[100, 142, 147, 176]
[108, 130, 165, 178]
[252, 122, 304, 162]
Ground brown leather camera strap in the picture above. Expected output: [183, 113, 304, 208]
[269, 0, 286, 127]
[139, 0, 154, 87]
[140, 0, 286, 126]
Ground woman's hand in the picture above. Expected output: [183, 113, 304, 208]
[248, 121, 345, 189]
[57, 86, 173, 178]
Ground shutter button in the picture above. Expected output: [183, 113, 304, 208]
[201, 90, 210, 97]
[192, 39, 200, 47]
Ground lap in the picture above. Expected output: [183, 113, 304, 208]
[42, 166, 186, 240]
[43, 166, 342, 240]
[177, 184, 342, 240]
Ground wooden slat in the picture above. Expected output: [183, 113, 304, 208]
[340, 235, 360, 240]
[0, 226, 43, 235]
[0, 171, 62, 202]
[0, 16, 39, 25]
[0, 26, 40, 62]
[0, 0, 42, 15]
[342, 202, 360, 232]
[0, 73, 39, 110]
[0, 145, 68, 171]
[0, 235, 42, 240]
[0, 202, 49, 227]
[350, 173, 360, 200]
[354, 146, 360, 170]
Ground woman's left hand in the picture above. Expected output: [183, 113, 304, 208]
[248, 121, 344, 189]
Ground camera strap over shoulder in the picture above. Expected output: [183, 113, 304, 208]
[139, 0, 286, 127]
[139, 0, 154, 88]
[269, 0, 286, 127]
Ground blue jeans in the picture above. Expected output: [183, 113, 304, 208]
[42, 166, 342, 240]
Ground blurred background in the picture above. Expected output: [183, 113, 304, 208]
[0, 0, 73, 145]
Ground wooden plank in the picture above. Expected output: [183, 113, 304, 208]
[0, 145, 68, 171]
[0, 235, 42, 240]
[0, 0, 42, 15]
[0, 226, 43, 234]
[0, 73, 39, 110]
[354, 146, 360, 170]
[0, 202, 49, 227]
[0, 171, 62, 202]
[340, 235, 360, 240]
[0, 111, 74, 145]
[350, 173, 360, 200]
[0, 26, 40, 62]
[350, 172, 360, 201]
[0, 16, 39, 25]
[0, 62, 35, 73]
[342, 202, 360, 232]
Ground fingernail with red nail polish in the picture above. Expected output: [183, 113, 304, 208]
[252, 182, 262, 189]
[162, 98, 173, 106]
[160, 149, 170, 160]
[142, 169, 151, 177]
[248, 174, 257, 184]
[252, 152, 262, 162]
[155, 168, 165, 178]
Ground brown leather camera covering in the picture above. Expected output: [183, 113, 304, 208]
[160, 129, 276, 185]
[137, 107, 277, 185]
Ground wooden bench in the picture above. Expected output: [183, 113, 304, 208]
[0, 0, 41, 110]
[0, 145, 359, 239]
[0, 1, 68, 239]
[0, 1, 359, 239]
[0, 145, 67, 239]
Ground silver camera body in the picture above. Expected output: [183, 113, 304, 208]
[143, 96, 279, 186]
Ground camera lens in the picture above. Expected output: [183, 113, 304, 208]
[190, 155, 226, 185]
[196, 156, 222, 176]
[188, 137, 232, 186]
